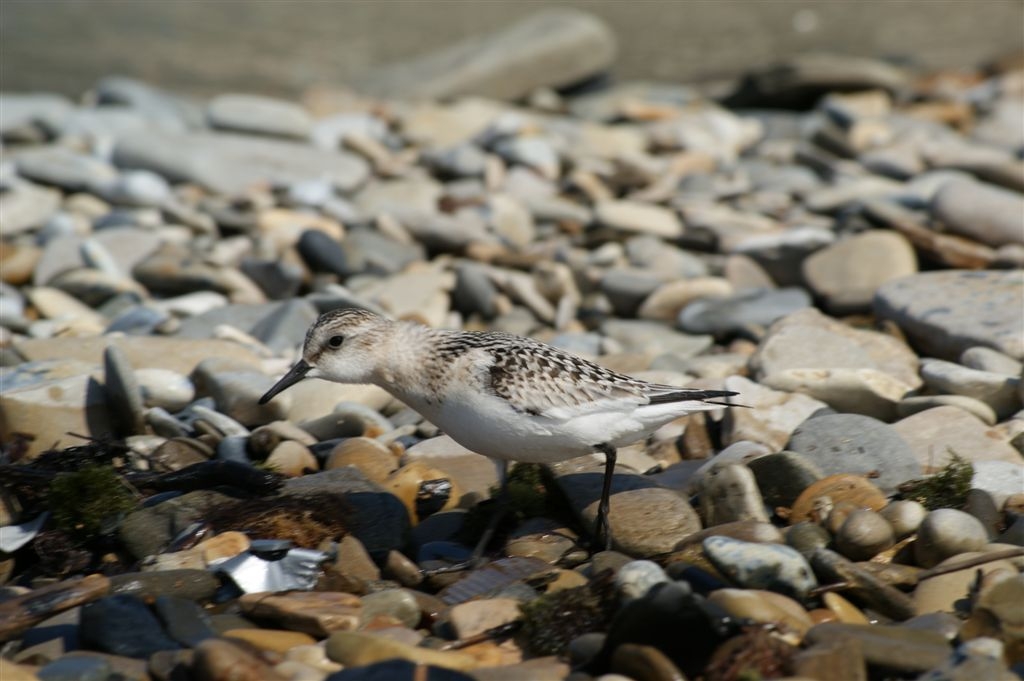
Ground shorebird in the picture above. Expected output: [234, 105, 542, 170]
[260, 307, 737, 563]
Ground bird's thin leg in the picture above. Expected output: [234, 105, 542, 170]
[423, 460, 508, 576]
[594, 443, 617, 552]
[469, 459, 509, 563]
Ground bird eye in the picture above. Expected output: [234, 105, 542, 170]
[328, 335, 344, 348]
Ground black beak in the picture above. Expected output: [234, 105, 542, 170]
[259, 360, 311, 404]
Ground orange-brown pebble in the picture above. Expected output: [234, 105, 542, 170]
[224, 628, 317, 654]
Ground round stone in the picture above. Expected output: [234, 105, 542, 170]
[835, 509, 895, 561]
[914, 508, 989, 568]
[615, 560, 670, 602]
[786, 414, 920, 494]
[880, 500, 927, 539]
[789, 474, 888, 525]
[702, 535, 817, 600]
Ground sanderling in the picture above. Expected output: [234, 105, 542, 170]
[260, 307, 738, 559]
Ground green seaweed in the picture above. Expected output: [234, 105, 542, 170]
[47, 465, 137, 539]
[898, 449, 974, 510]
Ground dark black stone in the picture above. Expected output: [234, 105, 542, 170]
[79, 594, 181, 658]
[296, 229, 351, 277]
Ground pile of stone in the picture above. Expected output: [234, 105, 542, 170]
[1, 10, 1023, 681]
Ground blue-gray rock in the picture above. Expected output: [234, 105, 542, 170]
[153, 595, 216, 647]
[678, 287, 811, 335]
[786, 413, 920, 494]
[95, 76, 204, 130]
[600, 269, 663, 318]
[250, 299, 319, 353]
[80, 594, 181, 658]
[240, 258, 304, 300]
[702, 535, 817, 600]
[343, 228, 425, 276]
[874, 270, 1024, 361]
[15, 146, 118, 192]
[931, 178, 1024, 248]
[0, 93, 73, 136]
[207, 93, 312, 139]
[113, 130, 369, 194]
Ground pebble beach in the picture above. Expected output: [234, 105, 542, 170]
[1, 8, 1023, 681]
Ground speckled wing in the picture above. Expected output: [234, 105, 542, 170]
[475, 333, 655, 417]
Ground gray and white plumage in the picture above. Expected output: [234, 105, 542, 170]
[261, 307, 737, 465]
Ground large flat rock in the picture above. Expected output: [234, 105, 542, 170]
[874, 270, 1024, 361]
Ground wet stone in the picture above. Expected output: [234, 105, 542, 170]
[79, 594, 181, 658]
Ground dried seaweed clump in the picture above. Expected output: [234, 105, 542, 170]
[204, 493, 351, 547]
[704, 627, 796, 681]
[898, 450, 973, 510]
[519, 572, 617, 656]
[47, 465, 137, 539]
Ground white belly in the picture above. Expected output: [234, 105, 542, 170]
[406, 391, 676, 464]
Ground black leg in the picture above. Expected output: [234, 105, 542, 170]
[423, 461, 508, 576]
[594, 443, 617, 551]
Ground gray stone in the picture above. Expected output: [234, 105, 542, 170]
[0, 93, 73, 135]
[600, 319, 712, 358]
[207, 93, 312, 139]
[931, 178, 1024, 247]
[891, 406, 1022, 472]
[0, 181, 61, 235]
[113, 129, 369, 194]
[914, 508, 989, 568]
[960, 346, 1023, 377]
[95, 76, 205, 130]
[747, 451, 824, 509]
[354, 8, 616, 101]
[703, 535, 817, 600]
[835, 509, 895, 561]
[104, 345, 146, 437]
[600, 269, 663, 318]
[614, 560, 669, 602]
[896, 395, 998, 425]
[971, 461, 1024, 508]
[786, 413, 920, 493]
[14, 145, 118, 192]
[880, 500, 926, 539]
[678, 287, 812, 335]
[698, 463, 770, 525]
[874, 270, 1024, 361]
[919, 358, 1021, 420]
